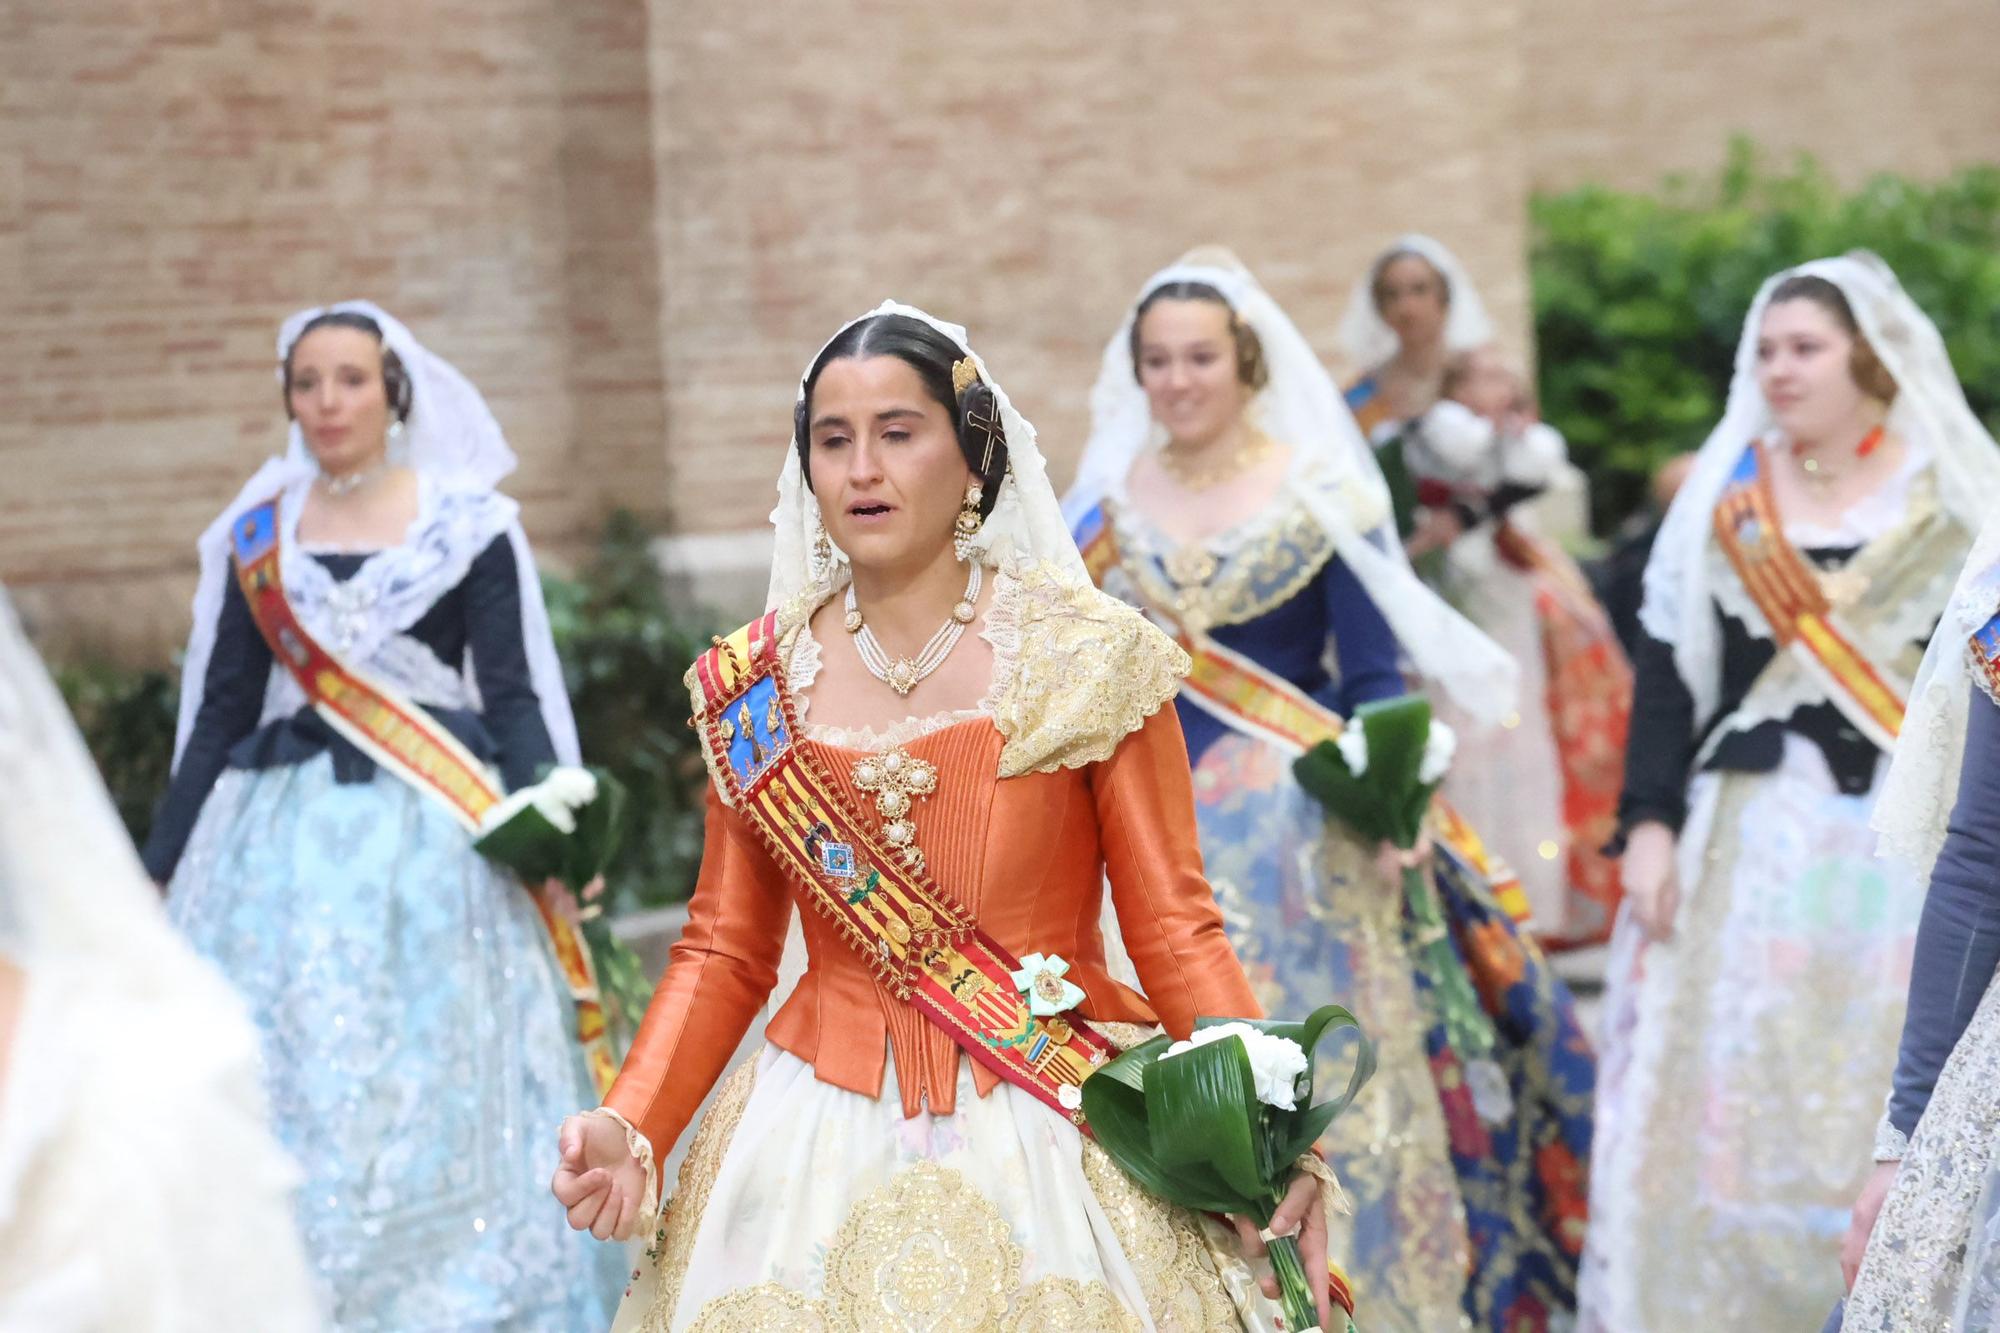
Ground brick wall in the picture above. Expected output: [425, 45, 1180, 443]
[643, 1, 1536, 617]
[1, 0, 666, 660]
[6, 1, 1996, 654]
[1525, 0, 2000, 191]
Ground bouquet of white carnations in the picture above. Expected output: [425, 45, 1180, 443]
[1292, 695, 1495, 1060]
[1081, 1007, 1375, 1333]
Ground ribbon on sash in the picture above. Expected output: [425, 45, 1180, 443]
[1074, 504, 1532, 924]
[689, 615, 1118, 1126]
[229, 495, 619, 1096]
[1712, 444, 1909, 750]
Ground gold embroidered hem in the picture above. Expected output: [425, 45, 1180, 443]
[614, 1060, 758, 1333]
[616, 1045, 1281, 1332]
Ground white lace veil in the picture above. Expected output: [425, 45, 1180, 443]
[1638, 253, 2000, 728]
[0, 590, 249, 1005]
[767, 300, 1088, 611]
[1063, 251, 1519, 726]
[1875, 518, 2000, 872]
[761, 301, 1120, 1015]
[1338, 233, 1497, 373]
[173, 300, 578, 770]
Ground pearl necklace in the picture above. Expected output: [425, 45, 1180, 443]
[317, 456, 392, 498]
[845, 563, 982, 697]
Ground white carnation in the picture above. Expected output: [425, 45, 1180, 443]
[1335, 726, 1369, 778]
[480, 765, 598, 835]
[1164, 1022, 1310, 1111]
[1418, 721, 1458, 785]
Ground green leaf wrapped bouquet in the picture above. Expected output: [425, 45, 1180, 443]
[1081, 1006, 1377, 1333]
[1291, 695, 1496, 1061]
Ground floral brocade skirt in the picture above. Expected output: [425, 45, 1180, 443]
[1190, 732, 1595, 1333]
[613, 1044, 1300, 1331]
[166, 755, 622, 1331]
[1580, 739, 1922, 1331]
[1435, 534, 1629, 949]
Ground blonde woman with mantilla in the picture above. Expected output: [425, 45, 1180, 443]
[1066, 250, 1597, 1333]
[1579, 253, 2000, 1330]
[552, 303, 1353, 1332]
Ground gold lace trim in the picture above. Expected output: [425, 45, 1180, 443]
[631, 1060, 759, 1333]
[683, 1159, 1144, 1332]
[1081, 1143, 1245, 1331]
[991, 561, 1190, 777]
[1110, 459, 1383, 634]
[1002, 1277, 1143, 1332]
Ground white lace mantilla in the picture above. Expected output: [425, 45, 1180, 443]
[254, 478, 518, 726]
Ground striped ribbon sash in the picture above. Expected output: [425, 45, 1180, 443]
[229, 496, 618, 1095]
[1074, 504, 1531, 923]
[690, 615, 1118, 1126]
[1712, 444, 1909, 749]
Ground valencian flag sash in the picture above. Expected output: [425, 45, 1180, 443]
[1075, 502, 1532, 925]
[1712, 444, 1909, 750]
[229, 495, 619, 1096]
[688, 615, 1119, 1126]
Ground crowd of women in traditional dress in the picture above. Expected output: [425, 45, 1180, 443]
[3, 234, 1997, 1333]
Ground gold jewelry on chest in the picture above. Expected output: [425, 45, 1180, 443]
[1159, 425, 1276, 492]
[851, 746, 939, 873]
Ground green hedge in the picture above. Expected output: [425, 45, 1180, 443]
[59, 512, 719, 911]
[542, 512, 720, 912]
[1532, 140, 2000, 533]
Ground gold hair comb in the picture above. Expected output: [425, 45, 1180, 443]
[951, 357, 981, 396]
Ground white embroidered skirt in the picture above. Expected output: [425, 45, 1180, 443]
[614, 1044, 1290, 1332]
[1579, 737, 1922, 1331]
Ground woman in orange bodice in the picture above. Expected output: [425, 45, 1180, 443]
[550, 302, 1346, 1331]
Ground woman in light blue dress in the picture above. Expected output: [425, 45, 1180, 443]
[144, 302, 619, 1330]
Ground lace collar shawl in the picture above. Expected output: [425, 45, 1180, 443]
[1104, 455, 1379, 635]
[743, 561, 1189, 780]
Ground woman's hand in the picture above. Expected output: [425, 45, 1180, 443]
[551, 1112, 649, 1242]
[1840, 1160, 1900, 1290]
[1231, 1171, 1332, 1331]
[538, 876, 604, 926]
[1404, 506, 1465, 559]
[1374, 828, 1434, 888]
[1621, 821, 1680, 941]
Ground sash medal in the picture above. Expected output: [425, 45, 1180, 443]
[691, 615, 1118, 1125]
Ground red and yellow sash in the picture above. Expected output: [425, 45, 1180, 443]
[229, 496, 618, 1096]
[691, 616, 1118, 1126]
[1713, 444, 1908, 750]
[1074, 506, 1532, 924]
